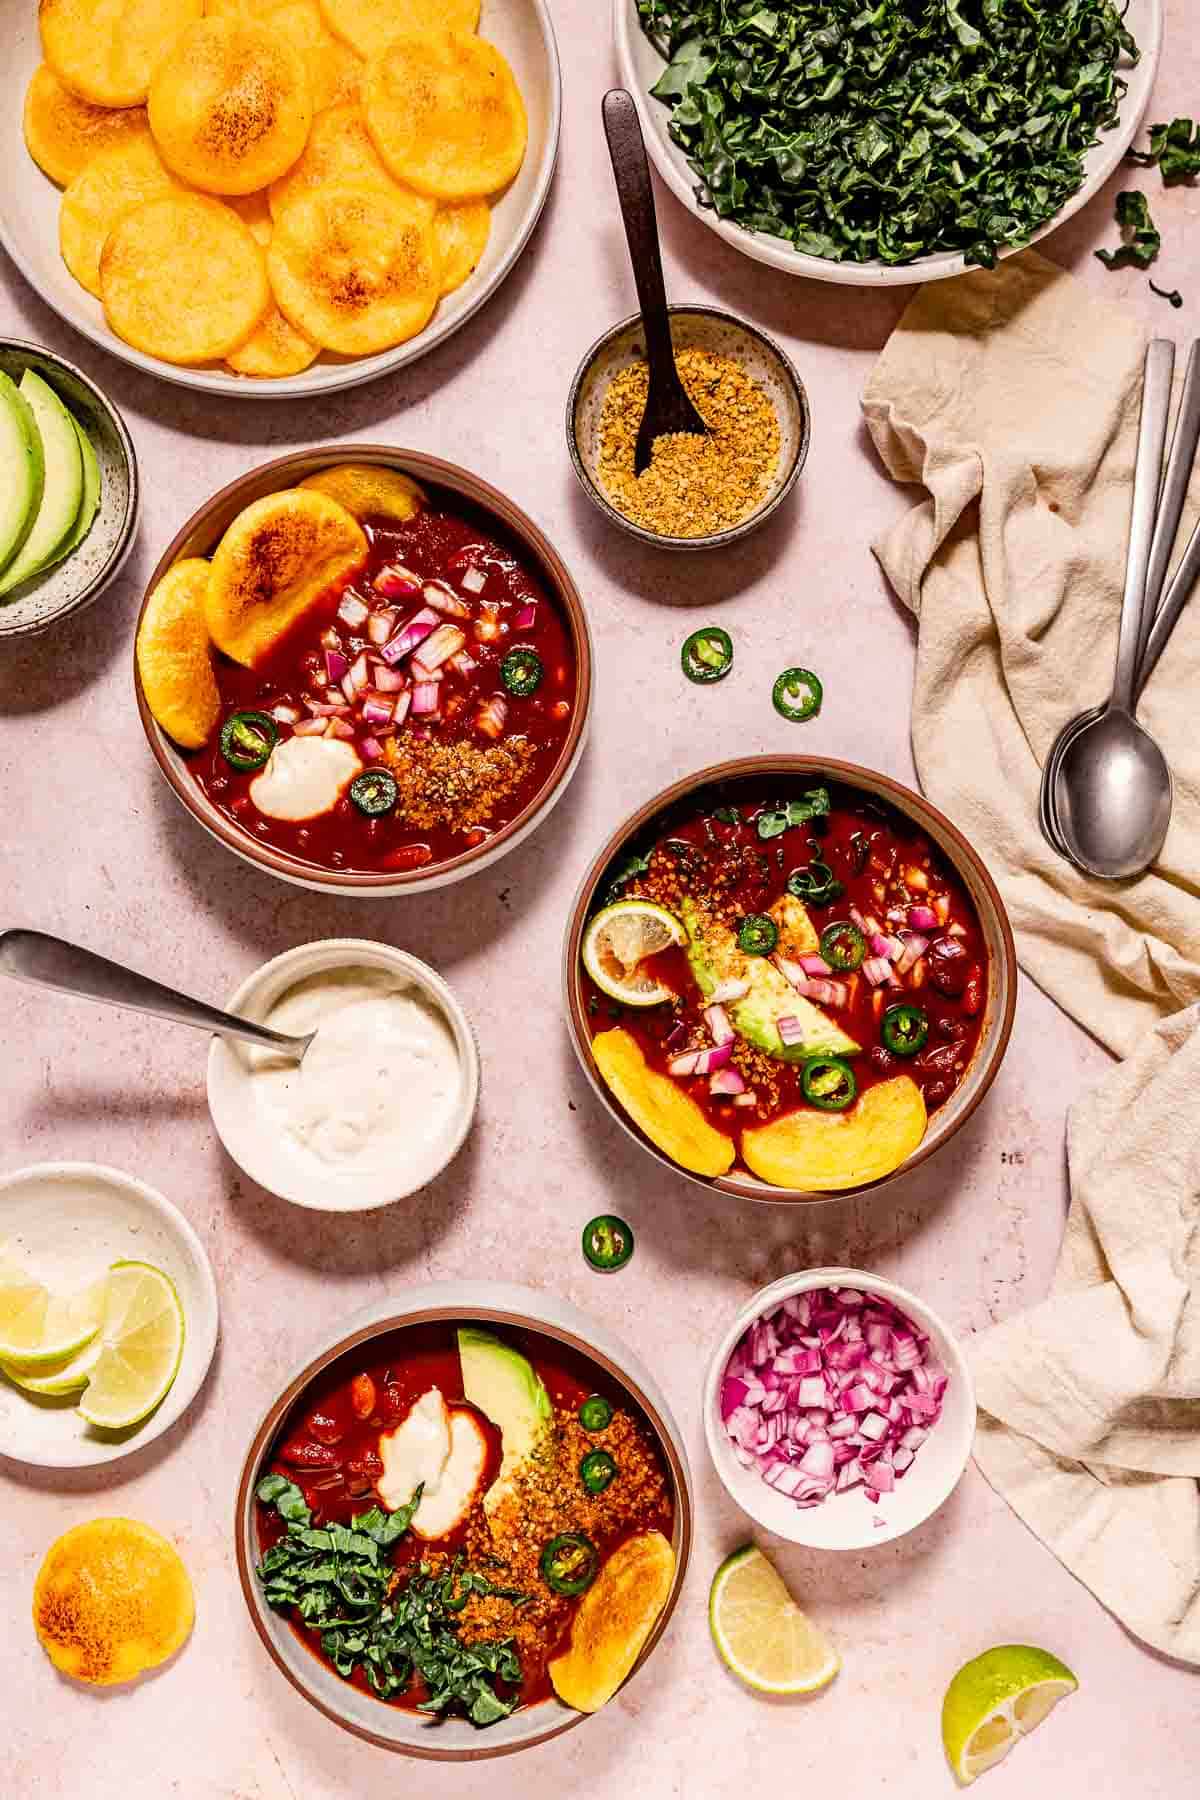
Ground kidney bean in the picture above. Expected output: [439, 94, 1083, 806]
[936, 1014, 969, 1041]
[914, 1041, 961, 1076]
[306, 1408, 343, 1447]
[923, 1080, 949, 1106]
[869, 1045, 897, 1076]
[962, 966, 984, 1016]
[928, 935, 968, 996]
[278, 1437, 342, 1470]
[350, 1374, 377, 1421]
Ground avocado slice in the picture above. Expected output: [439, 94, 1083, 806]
[0, 371, 44, 579]
[0, 370, 83, 599]
[682, 898, 860, 1061]
[458, 1327, 553, 1514]
[42, 415, 100, 574]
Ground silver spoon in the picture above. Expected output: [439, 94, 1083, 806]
[0, 929, 315, 1062]
[1051, 340, 1177, 879]
[1040, 340, 1200, 855]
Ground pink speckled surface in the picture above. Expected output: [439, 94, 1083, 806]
[2, 3, 1198, 1794]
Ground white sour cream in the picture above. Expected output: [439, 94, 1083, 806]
[252, 967, 462, 1176]
[377, 1387, 487, 1536]
[250, 734, 362, 822]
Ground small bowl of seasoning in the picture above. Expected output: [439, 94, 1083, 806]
[207, 938, 480, 1211]
[566, 305, 809, 551]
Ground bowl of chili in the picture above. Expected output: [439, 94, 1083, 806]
[134, 447, 593, 896]
[235, 1280, 692, 1759]
[563, 756, 1017, 1204]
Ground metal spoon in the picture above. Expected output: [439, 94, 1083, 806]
[1050, 340, 1177, 879]
[602, 88, 709, 473]
[0, 929, 315, 1062]
[1040, 340, 1200, 856]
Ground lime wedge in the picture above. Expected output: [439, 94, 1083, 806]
[942, 1645, 1078, 1784]
[709, 1544, 839, 1695]
[583, 900, 686, 1006]
[76, 1261, 185, 1431]
[0, 1253, 106, 1368]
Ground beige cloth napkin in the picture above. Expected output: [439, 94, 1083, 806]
[863, 250, 1200, 1664]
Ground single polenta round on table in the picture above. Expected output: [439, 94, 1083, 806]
[33, 1519, 195, 1685]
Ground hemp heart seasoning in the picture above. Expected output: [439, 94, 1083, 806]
[596, 346, 781, 538]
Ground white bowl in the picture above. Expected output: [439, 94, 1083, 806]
[0, 0, 561, 396]
[615, 0, 1162, 288]
[704, 1267, 974, 1550]
[0, 1162, 219, 1469]
[207, 939, 480, 1210]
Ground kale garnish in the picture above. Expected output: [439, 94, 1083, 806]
[1095, 191, 1161, 269]
[1128, 117, 1200, 185]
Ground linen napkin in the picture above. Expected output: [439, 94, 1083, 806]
[863, 250, 1200, 1664]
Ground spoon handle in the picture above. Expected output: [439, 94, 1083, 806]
[0, 929, 311, 1058]
[1140, 506, 1200, 695]
[1137, 340, 1200, 672]
[1112, 340, 1175, 714]
[602, 90, 676, 385]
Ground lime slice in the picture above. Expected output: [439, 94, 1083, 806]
[76, 1261, 185, 1431]
[2, 1333, 102, 1396]
[942, 1645, 1078, 1784]
[0, 1253, 106, 1369]
[583, 900, 686, 1006]
[709, 1544, 839, 1695]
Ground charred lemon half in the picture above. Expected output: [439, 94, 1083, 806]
[148, 17, 313, 195]
[363, 28, 527, 203]
[33, 1518, 194, 1686]
[206, 487, 367, 665]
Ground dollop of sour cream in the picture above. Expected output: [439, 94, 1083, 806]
[250, 735, 362, 822]
[252, 967, 462, 1176]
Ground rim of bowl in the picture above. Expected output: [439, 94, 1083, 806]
[565, 304, 811, 550]
[562, 755, 1018, 1204]
[206, 938, 481, 1211]
[134, 446, 593, 892]
[0, 338, 139, 639]
[234, 1302, 694, 1760]
[701, 1266, 976, 1549]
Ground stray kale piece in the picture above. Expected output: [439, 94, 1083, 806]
[756, 788, 831, 842]
[254, 1477, 524, 1724]
[636, 0, 1139, 269]
[1095, 191, 1161, 269]
[604, 848, 652, 904]
[1150, 280, 1184, 309]
[1128, 118, 1200, 184]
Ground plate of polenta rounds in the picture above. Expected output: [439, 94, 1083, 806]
[0, 0, 560, 394]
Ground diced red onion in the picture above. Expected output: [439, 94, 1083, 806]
[896, 933, 928, 976]
[319, 627, 341, 652]
[869, 932, 893, 960]
[908, 904, 938, 931]
[694, 1041, 734, 1075]
[732, 1091, 758, 1109]
[709, 1067, 746, 1098]
[305, 698, 350, 717]
[514, 600, 537, 629]
[711, 978, 750, 1004]
[862, 956, 898, 988]
[327, 716, 356, 741]
[946, 921, 967, 939]
[416, 623, 467, 670]
[449, 650, 478, 677]
[776, 1014, 806, 1048]
[799, 954, 833, 977]
[669, 1050, 701, 1077]
[408, 658, 442, 683]
[703, 1003, 734, 1046]
[361, 694, 395, 727]
[381, 608, 440, 665]
[325, 648, 349, 685]
[372, 664, 406, 694]
[391, 689, 412, 729]
[337, 591, 369, 629]
[460, 565, 488, 595]
[293, 717, 328, 737]
[360, 736, 384, 762]
[411, 681, 441, 716]
[374, 564, 422, 601]
[366, 609, 396, 646]
[934, 895, 951, 924]
[476, 695, 508, 739]
[423, 579, 470, 618]
[270, 703, 301, 725]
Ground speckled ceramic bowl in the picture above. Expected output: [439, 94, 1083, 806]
[566, 305, 809, 550]
[235, 1281, 693, 1760]
[0, 341, 138, 638]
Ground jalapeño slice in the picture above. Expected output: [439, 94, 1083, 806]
[737, 914, 779, 956]
[681, 627, 733, 684]
[582, 1214, 634, 1272]
[579, 1449, 618, 1494]
[219, 710, 277, 772]
[882, 1003, 930, 1057]
[500, 646, 543, 697]
[540, 1532, 599, 1596]
[772, 668, 823, 722]
[579, 1394, 613, 1433]
[349, 769, 399, 816]
[800, 1055, 858, 1112]
[820, 921, 867, 972]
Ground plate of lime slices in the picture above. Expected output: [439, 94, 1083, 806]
[0, 1162, 217, 1468]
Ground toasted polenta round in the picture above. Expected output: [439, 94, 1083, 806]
[206, 488, 367, 664]
[269, 0, 362, 112]
[24, 65, 148, 189]
[549, 1532, 675, 1714]
[267, 184, 440, 355]
[101, 193, 270, 363]
[364, 29, 527, 202]
[136, 558, 221, 748]
[59, 131, 180, 297]
[228, 187, 273, 244]
[592, 1028, 735, 1179]
[226, 303, 319, 376]
[148, 18, 312, 195]
[298, 462, 426, 522]
[40, 0, 204, 108]
[741, 1076, 928, 1192]
[317, 0, 479, 60]
[434, 198, 489, 296]
[33, 1519, 195, 1686]
[267, 103, 405, 220]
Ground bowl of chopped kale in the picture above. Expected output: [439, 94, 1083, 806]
[617, 0, 1162, 283]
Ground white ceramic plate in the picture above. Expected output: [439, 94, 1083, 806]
[615, 0, 1163, 287]
[0, 1163, 218, 1469]
[0, 0, 561, 395]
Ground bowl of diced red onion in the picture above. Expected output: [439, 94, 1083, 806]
[704, 1269, 974, 1549]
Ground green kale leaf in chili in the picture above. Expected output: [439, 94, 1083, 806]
[636, 0, 1139, 268]
[1095, 191, 1161, 270]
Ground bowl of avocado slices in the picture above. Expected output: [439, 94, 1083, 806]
[0, 340, 137, 638]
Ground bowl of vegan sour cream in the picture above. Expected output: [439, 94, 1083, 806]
[207, 939, 480, 1210]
